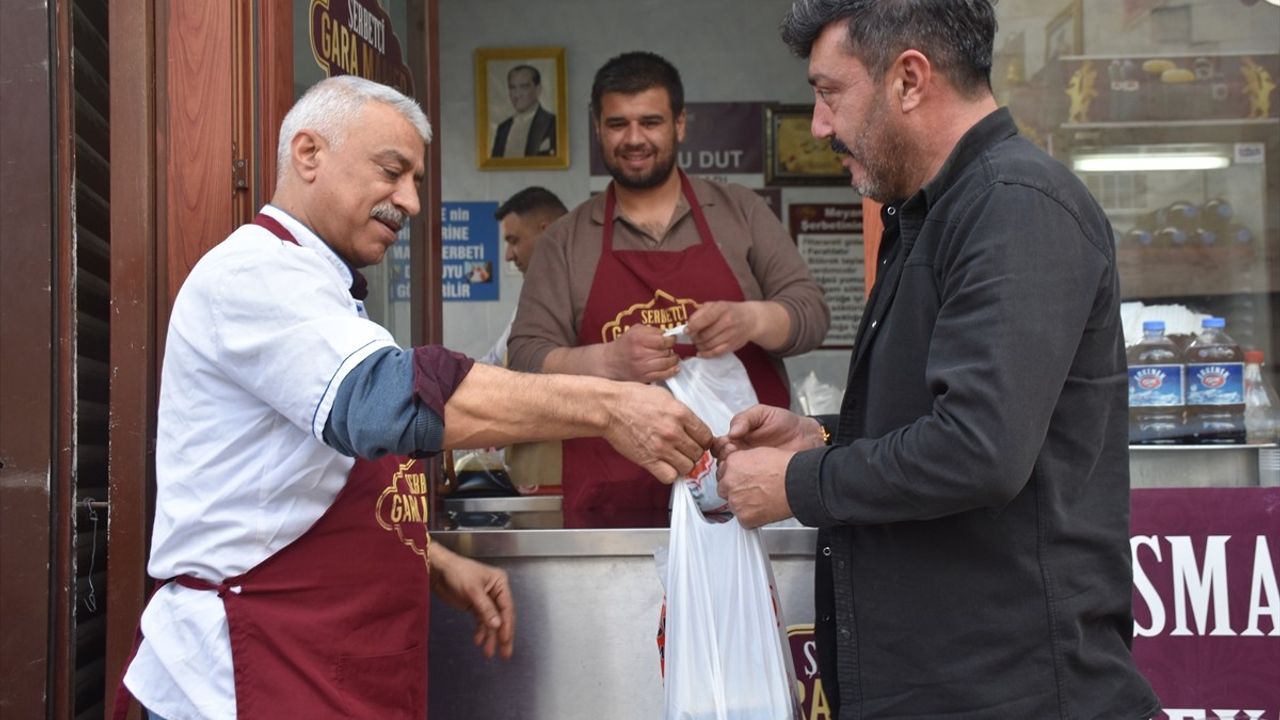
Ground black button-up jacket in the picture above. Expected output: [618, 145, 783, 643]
[786, 109, 1160, 719]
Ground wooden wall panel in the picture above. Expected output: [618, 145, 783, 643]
[52, 0, 77, 714]
[257, 0, 294, 203]
[105, 0, 156, 716]
[164, 1, 234, 311]
[0, 1, 57, 715]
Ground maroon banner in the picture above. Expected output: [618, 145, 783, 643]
[783, 489, 1280, 719]
[309, 0, 413, 96]
[786, 625, 832, 719]
[1131, 487, 1280, 719]
[589, 102, 763, 178]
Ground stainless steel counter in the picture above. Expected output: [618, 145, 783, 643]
[426, 444, 1277, 718]
[427, 525, 817, 719]
[436, 524, 818, 558]
[1129, 442, 1279, 487]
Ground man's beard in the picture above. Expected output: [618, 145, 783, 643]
[839, 95, 912, 203]
[602, 137, 679, 190]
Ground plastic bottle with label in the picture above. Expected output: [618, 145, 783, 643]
[1184, 317, 1246, 444]
[1127, 320, 1185, 444]
[1200, 197, 1233, 231]
[1244, 350, 1279, 444]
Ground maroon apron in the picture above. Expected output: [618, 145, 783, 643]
[115, 214, 434, 719]
[561, 171, 790, 528]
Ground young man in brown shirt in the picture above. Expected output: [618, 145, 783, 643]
[508, 51, 829, 527]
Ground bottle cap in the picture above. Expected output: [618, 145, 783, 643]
[1245, 350, 1264, 364]
[1202, 317, 1225, 329]
[1142, 320, 1166, 332]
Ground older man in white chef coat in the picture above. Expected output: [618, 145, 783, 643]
[116, 76, 711, 720]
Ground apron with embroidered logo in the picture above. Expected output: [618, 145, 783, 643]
[114, 214, 433, 719]
[561, 171, 790, 528]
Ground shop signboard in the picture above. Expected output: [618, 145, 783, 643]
[309, 0, 413, 95]
[784, 488, 1280, 720]
[1130, 487, 1279, 719]
[441, 202, 499, 302]
[787, 625, 831, 719]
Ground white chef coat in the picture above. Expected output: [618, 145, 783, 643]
[123, 205, 398, 719]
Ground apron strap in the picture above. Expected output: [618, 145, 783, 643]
[678, 170, 717, 250]
[602, 170, 713, 253]
[252, 211, 368, 300]
[252, 212, 298, 245]
[173, 574, 238, 598]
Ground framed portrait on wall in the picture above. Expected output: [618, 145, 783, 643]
[474, 47, 569, 170]
[764, 104, 847, 186]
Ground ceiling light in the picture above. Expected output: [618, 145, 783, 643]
[1072, 153, 1231, 172]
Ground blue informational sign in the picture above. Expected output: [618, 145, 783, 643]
[441, 202, 499, 302]
[387, 226, 412, 304]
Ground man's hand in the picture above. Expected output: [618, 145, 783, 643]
[429, 544, 515, 660]
[686, 300, 792, 358]
[603, 384, 713, 484]
[716, 446, 795, 528]
[603, 324, 679, 383]
[685, 301, 760, 358]
[712, 404, 825, 460]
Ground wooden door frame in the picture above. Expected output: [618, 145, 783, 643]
[0, 1, 61, 716]
[104, 1, 157, 715]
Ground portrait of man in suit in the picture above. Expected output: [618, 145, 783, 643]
[491, 64, 557, 158]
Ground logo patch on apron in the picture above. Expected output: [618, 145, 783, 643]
[375, 458, 431, 567]
[601, 289, 700, 343]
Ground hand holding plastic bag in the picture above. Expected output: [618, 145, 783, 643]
[663, 352, 758, 513]
[661, 481, 799, 719]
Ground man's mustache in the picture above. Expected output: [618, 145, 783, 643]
[830, 137, 851, 155]
[371, 204, 408, 232]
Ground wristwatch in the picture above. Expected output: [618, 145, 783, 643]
[816, 420, 832, 446]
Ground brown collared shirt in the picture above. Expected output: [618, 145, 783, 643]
[508, 176, 830, 375]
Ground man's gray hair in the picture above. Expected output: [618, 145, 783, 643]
[276, 75, 432, 182]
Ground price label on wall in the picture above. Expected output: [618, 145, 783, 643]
[789, 203, 864, 348]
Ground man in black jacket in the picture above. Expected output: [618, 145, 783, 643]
[713, 1, 1160, 717]
[491, 64, 557, 158]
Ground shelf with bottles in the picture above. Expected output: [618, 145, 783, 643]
[1114, 197, 1268, 299]
[1128, 317, 1261, 447]
[1069, 138, 1272, 300]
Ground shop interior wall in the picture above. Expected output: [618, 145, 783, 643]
[436, 0, 857, 394]
[436, 0, 1280, 397]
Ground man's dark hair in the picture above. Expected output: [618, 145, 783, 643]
[494, 186, 568, 222]
[508, 64, 541, 86]
[780, 0, 997, 97]
[590, 51, 684, 120]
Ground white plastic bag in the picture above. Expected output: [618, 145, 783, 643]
[663, 353, 758, 513]
[792, 370, 842, 416]
[661, 481, 800, 720]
